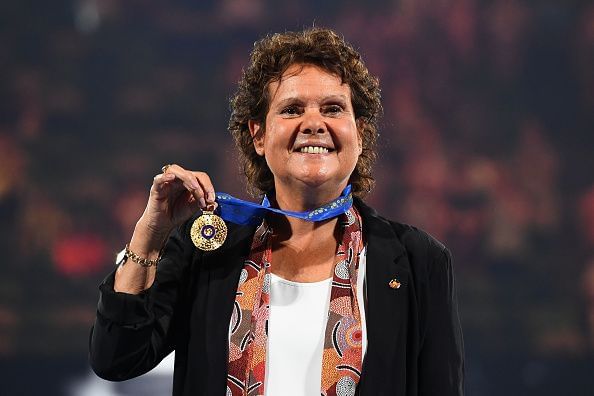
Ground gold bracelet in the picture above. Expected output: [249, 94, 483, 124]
[125, 244, 160, 267]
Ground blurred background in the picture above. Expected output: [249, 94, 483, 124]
[1, 0, 594, 395]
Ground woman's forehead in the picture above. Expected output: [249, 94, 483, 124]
[267, 63, 351, 103]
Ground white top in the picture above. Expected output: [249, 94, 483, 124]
[264, 248, 367, 396]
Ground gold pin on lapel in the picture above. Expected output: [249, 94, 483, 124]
[389, 278, 401, 289]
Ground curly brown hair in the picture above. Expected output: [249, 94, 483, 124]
[228, 27, 382, 198]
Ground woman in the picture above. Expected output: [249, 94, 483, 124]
[90, 27, 464, 395]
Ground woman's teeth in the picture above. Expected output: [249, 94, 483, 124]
[299, 146, 329, 154]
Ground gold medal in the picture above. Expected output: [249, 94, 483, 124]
[190, 210, 227, 251]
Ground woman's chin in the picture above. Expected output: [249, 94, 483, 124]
[294, 176, 346, 192]
[275, 166, 349, 192]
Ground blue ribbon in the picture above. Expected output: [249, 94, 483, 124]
[214, 185, 353, 226]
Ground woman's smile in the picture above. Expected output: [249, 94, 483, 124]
[296, 146, 331, 154]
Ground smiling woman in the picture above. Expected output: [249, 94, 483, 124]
[249, 64, 362, 212]
[89, 27, 464, 396]
[229, 28, 381, 198]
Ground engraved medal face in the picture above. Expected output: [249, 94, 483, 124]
[190, 211, 227, 251]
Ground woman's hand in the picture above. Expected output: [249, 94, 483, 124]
[138, 164, 216, 242]
[115, 164, 216, 294]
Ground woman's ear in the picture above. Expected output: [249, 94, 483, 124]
[356, 118, 364, 155]
[248, 120, 265, 156]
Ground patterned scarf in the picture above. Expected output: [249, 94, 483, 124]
[226, 206, 364, 396]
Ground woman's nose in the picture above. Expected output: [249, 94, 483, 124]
[300, 109, 326, 134]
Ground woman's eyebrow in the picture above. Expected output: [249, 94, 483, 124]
[275, 94, 348, 108]
[275, 97, 304, 108]
[322, 94, 348, 103]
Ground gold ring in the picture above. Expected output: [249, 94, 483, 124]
[161, 164, 172, 173]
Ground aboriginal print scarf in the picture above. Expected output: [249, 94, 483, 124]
[226, 207, 364, 396]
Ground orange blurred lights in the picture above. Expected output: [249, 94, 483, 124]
[52, 234, 109, 276]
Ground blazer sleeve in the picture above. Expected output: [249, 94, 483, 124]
[418, 247, 465, 395]
[89, 219, 196, 381]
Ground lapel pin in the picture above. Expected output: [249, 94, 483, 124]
[389, 278, 401, 289]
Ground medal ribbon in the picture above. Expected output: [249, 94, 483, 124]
[214, 185, 353, 225]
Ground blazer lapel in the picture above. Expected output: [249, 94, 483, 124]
[201, 222, 257, 390]
[356, 199, 416, 391]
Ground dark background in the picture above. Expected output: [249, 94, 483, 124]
[1, 0, 594, 395]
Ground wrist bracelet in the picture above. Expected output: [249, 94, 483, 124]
[125, 244, 160, 267]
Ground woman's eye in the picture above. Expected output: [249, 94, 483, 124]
[324, 105, 343, 114]
[281, 106, 300, 115]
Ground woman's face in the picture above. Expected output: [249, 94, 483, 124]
[249, 63, 362, 195]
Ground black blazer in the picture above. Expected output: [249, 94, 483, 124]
[90, 199, 464, 395]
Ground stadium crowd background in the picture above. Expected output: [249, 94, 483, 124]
[1, 0, 593, 394]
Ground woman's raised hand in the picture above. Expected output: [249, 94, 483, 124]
[115, 164, 216, 294]
[138, 164, 216, 241]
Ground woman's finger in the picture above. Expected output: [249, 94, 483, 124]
[151, 172, 176, 198]
[163, 165, 207, 207]
[153, 172, 175, 189]
[165, 165, 201, 191]
[193, 171, 216, 203]
[151, 172, 183, 199]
